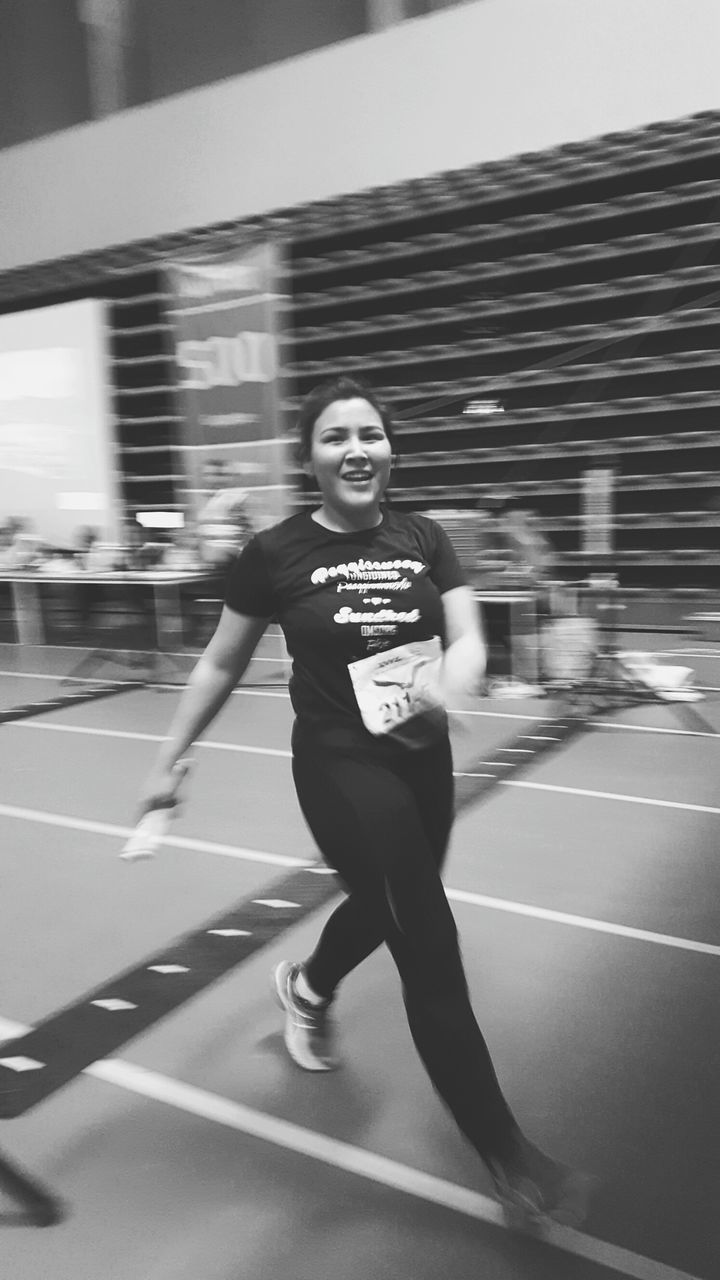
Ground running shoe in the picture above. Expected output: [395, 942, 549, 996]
[487, 1139, 595, 1231]
[272, 961, 338, 1072]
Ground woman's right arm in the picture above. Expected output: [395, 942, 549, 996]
[139, 605, 270, 814]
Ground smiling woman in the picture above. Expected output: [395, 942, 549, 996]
[137, 374, 592, 1229]
[304, 396, 393, 533]
[296, 377, 397, 534]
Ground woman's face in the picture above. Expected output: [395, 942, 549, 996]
[307, 398, 393, 521]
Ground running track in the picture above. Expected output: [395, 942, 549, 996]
[0, 635, 719, 1280]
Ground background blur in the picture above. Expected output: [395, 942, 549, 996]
[0, 0, 719, 651]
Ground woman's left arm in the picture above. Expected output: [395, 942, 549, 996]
[440, 585, 487, 699]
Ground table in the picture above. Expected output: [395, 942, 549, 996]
[1, 570, 216, 650]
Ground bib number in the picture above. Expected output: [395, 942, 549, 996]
[348, 638, 447, 747]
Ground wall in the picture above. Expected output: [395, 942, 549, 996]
[133, 0, 367, 106]
[1, 0, 719, 274]
[0, 0, 89, 150]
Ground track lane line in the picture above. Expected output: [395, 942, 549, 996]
[0, 803, 718, 959]
[2, 670, 718, 732]
[7, 721, 720, 814]
[0, 1016, 704, 1280]
[0, 803, 303, 868]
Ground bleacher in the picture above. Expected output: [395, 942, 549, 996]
[0, 109, 718, 588]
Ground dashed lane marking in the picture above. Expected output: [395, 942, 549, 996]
[0, 1016, 704, 1280]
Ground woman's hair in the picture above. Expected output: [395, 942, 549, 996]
[295, 376, 397, 464]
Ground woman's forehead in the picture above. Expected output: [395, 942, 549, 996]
[314, 398, 383, 432]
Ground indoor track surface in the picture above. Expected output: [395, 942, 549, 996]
[0, 633, 718, 1280]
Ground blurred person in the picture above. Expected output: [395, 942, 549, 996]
[137, 376, 591, 1229]
[0, 522, 15, 570]
[475, 497, 558, 696]
[4, 517, 43, 569]
[163, 527, 202, 572]
[198, 459, 255, 570]
[73, 525, 101, 570]
[498, 504, 556, 584]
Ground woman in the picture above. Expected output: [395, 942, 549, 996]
[140, 377, 590, 1228]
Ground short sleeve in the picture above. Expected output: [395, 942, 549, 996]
[425, 519, 468, 594]
[224, 536, 276, 618]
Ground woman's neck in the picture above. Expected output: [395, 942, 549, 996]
[311, 503, 383, 534]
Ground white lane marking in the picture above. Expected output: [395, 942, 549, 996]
[655, 649, 720, 658]
[0, 1054, 44, 1072]
[7, 721, 293, 756]
[502, 780, 720, 816]
[3, 668, 719, 731]
[0, 803, 305, 868]
[91, 999, 137, 1012]
[0, 670, 292, 697]
[4, 718, 720, 814]
[0, 803, 716, 960]
[446, 890, 720, 959]
[592, 721, 720, 741]
[0, 1018, 702, 1280]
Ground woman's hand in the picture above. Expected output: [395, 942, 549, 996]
[441, 587, 488, 700]
[442, 634, 487, 700]
[137, 758, 192, 820]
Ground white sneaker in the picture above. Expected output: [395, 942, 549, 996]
[272, 961, 338, 1072]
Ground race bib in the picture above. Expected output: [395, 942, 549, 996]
[348, 638, 447, 748]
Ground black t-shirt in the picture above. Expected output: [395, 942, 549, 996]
[225, 508, 466, 734]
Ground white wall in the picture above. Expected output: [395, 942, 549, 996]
[1, 0, 719, 273]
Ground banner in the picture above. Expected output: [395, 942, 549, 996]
[165, 241, 290, 565]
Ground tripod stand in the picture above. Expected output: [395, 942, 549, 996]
[539, 579, 715, 734]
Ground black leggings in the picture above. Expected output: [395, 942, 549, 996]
[291, 725, 518, 1164]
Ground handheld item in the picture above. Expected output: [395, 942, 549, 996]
[120, 807, 171, 861]
[120, 758, 192, 860]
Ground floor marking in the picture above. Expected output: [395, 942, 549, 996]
[593, 720, 720, 741]
[501, 780, 720, 816]
[656, 649, 720, 658]
[0, 803, 716, 960]
[0, 1017, 702, 1280]
[0, 803, 306, 867]
[0, 670, 293, 698]
[148, 965, 189, 975]
[91, 999, 137, 1012]
[4, 690, 718, 741]
[253, 899, 299, 909]
[454, 773, 720, 815]
[0, 1056, 43, 1073]
[0, 866, 341, 1120]
[446, 890, 720, 959]
[7, 720, 293, 756]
